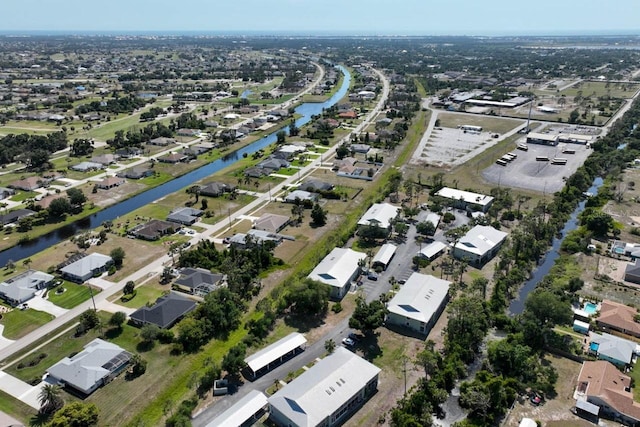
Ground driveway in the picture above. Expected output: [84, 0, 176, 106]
[0, 371, 41, 409]
[0, 325, 14, 351]
[27, 292, 68, 317]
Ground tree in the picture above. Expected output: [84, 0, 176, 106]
[38, 383, 63, 415]
[22, 258, 32, 269]
[195, 287, 244, 339]
[129, 353, 147, 378]
[348, 297, 387, 336]
[140, 324, 160, 342]
[445, 296, 489, 363]
[310, 202, 327, 226]
[222, 343, 247, 377]
[394, 221, 409, 237]
[336, 144, 350, 159]
[276, 130, 286, 144]
[48, 402, 99, 427]
[286, 279, 331, 316]
[79, 309, 100, 332]
[48, 197, 72, 218]
[416, 221, 436, 237]
[70, 138, 94, 157]
[28, 149, 50, 169]
[415, 340, 440, 379]
[108, 311, 126, 329]
[110, 247, 125, 268]
[177, 317, 207, 352]
[67, 188, 87, 208]
[524, 290, 571, 328]
[583, 210, 614, 236]
[123, 280, 135, 295]
[324, 339, 336, 354]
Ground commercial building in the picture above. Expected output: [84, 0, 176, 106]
[244, 332, 307, 378]
[453, 225, 507, 266]
[386, 273, 451, 335]
[357, 203, 401, 230]
[307, 248, 365, 300]
[371, 243, 397, 270]
[434, 187, 494, 213]
[526, 132, 559, 146]
[206, 390, 268, 427]
[268, 347, 380, 427]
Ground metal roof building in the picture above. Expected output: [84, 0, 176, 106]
[372, 243, 397, 270]
[206, 390, 268, 427]
[387, 273, 451, 335]
[453, 225, 507, 266]
[434, 187, 494, 212]
[268, 347, 380, 427]
[244, 332, 306, 378]
[418, 241, 448, 261]
[357, 203, 400, 229]
[307, 248, 365, 300]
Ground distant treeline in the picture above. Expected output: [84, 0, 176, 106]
[0, 132, 67, 166]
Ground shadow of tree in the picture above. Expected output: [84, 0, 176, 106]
[30, 412, 50, 427]
[136, 340, 155, 353]
[103, 327, 123, 340]
[359, 332, 383, 362]
[283, 313, 326, 333]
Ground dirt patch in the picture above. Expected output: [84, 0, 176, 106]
[86, 181, 146, 208]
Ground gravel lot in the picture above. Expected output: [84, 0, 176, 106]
[481, 139, 592, 193]
[417, 127, 502, 167]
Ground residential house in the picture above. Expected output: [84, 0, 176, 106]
[229, 229, 282, 249]
[386, 273, 451, 335]
[119, 166, 154, 180]
[90, 154, 117, 166]
[332, 157, 357, 170]
[588, 332, 637, 367]
[597, 300, 640, 339]
[158, 153, 188, 164]
[284, 190, 319, 204]
[0, 186, 15, 199]
[148, 137, 176, 146]
[338, 110, 358, 120]
[129, 219, 176, 240]
[307, 248, 365, 300]
[129, 292, 196, 329]
[115, 147, 142, 158]
[625, 261, 640, 285]
[174, 267, 224, 297]
[350, 144, 371, 154]
[47, 338, 131, 395]
[176, 128, 200, 137]
[0, 209, 35, 226]
[70, 161, 104, 172]
[258, 157, 289, 172]
[299, 179, 334, 192]
[453, 225, 508, 266]
[268, 347, 380, 427]
[200, 182, 235, 197]
[9, 176, 43, 191]
[59, 253, 113, 283]
[434, 187, 495, 213]
[167, 207, 203, 225]
[0, 270, 54, 306]
[576, 360, 640, 426]
[253, 213, 290, 233]
[357, 203, 401, 231]
[244, 167, 269, 178]
[96, 176, 125, 190]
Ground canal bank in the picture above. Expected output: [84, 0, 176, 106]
[0, 66, 351, 266]
[509, 177, 605, 315]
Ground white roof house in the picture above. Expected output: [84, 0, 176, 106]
[59, 253, 113, 283]
[434, 187, 494, 212]
[357, 203, 401, 229]
[0, 270, 54, 306]
[47, 338, 131, 395]
[453, 225, 507, 266]
[387, 273, 451, 335]
[307, 248, 365, 299]
[244, 332, 307, 377]
[268, 347, 381, 427]
[372, 243, 397, 270]
[206, 390, 268, 427]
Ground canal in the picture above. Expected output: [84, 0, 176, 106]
[0, 66, 351, 266]
[508, 177, 604, 315]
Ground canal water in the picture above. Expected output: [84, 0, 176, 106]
[0, 66, 351, 266]
[508, 177, 604, 315]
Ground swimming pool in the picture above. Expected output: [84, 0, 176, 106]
[583, 302, 598, 314]
[590, 342, 599, 352]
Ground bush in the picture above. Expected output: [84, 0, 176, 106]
[120, 290, 137, 302]
[108, 265, 117, 276]
[157, 328, 174, 344]
[331, 302, 343, 313]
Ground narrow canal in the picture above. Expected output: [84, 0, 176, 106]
[0, 66, 351, 266]
[509, 177, 604, 315]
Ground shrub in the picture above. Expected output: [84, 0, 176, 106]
[331, 302, 343, 313]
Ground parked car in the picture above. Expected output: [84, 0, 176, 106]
[367, 272, 378, 281]
[342, 337, 355, 347]
[530, 393, 543, 406]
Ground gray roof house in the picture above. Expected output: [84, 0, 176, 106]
[589, 332, 637, 367]
[254, 213, 290, 233]
[167, 207, 203, 225]
[174, 267, 224, 297]
[70, 161, 104, 172]
[129, 292, 196, 329]
[200, 182, 234, 197]
[625, 261, 640, 285]
[59, 253, 113, 283]
[0, 209, 36, 226]
[0, 270, 54, 306]
[268, 347, 380, 427]
[299, 179, 334, 192]
[284, 190, 319, 203]
[47, 338, 131, 395]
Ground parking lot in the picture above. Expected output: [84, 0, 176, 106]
[416, 127, 503, 167]
[482, 139, 591, 193]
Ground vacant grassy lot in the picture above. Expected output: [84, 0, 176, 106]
[112, 284, 168, 309]
[437, 113, 522, 134]
[47, 281, 101, 309]
[561, 80, 640, 99]
[0, 308, 54, 340]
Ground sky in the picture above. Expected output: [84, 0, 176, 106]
[2, 0, 639, 36]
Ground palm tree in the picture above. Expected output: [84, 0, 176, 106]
[38, 384, 63, 415]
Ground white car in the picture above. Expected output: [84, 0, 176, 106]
[342, 337, 355, 347]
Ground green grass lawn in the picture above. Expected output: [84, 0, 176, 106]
[0, 308, 54, 340]
[114, 285, 166, 309]
[47, 281, 101, 309]
[9, 191, 38, 202]
[0, 389, 37, 425]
